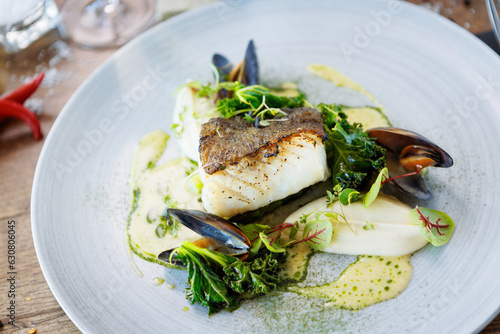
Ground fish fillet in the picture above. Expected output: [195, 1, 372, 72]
[199, 107, 329, 217]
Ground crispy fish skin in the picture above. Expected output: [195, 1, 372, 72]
[199, 108, 329, 217]
[199, 107, 327, 174]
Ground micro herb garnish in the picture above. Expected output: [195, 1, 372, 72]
[299, 212, 312, 224]
[338, 188, 361, 205]
[217, 84, 306, 126]
[164, 195, 179, 208]
[318, 103, 386, 190]
[326, 190, 337, 206]
[297, 220, 333, 250]
[174, 79, 306, 128]
[241, 220, 332, 253]
[324, 168, 455, 247]
[151, 197, 181, 238]
[260, 232, 287, 253]
[363, 167, 389, 208]
[171, 106, 188, 136]
[241, 194, 370, 254]
[408, 206, 454, 246]
[160, 212, 180, 237]
[240, 223, 272, 256]
[173, 65, 221, 99]
[325, 167, 388, 209]
[380, 165, 423, 185]
[363, 222, 375, 230]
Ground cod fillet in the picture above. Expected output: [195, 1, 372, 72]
[199, 107, 329, 217]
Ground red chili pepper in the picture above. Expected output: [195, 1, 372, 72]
[0, 72, 44, 140]
[0, 100, 41, 140]
[1, 72, 45, 104]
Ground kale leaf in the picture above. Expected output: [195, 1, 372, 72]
[173, 242, 237, 314]
[173, 241, 285, 315]
[319, 104, 386, 190]
[223, 249, 283, 294]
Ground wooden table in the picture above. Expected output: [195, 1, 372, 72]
[0, 1, 498, 333]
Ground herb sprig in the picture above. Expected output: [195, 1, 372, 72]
[175, 79, 306, 127]
[217, 83, 306, 126]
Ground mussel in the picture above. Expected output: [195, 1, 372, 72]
[158, 209, 251, 264]
[368, 127, 453, 200]
[212, 39, 260, 90]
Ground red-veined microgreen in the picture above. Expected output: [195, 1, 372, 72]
[408, 206, 454, 246]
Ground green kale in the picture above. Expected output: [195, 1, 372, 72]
[223, 249, 283, 294]
[172, 241, 285, 315]
[318, 104, 386, 190]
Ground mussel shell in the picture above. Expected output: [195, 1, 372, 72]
[386, 151, 432, 200]
[368, 127, 453, 200]
[157, 236, 245, 265]
[212, 40, 260, 92]
[166, 209, 250, 252]
[158, 249, 184, 266]
[368, 127, 453, 168]
[243, 39, 259, 85]
[213, 54, 234, 99]
[212, 54, 233, 79]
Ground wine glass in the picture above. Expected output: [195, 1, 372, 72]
[60, 0, 156, 49]
[1, 0, 62, 56]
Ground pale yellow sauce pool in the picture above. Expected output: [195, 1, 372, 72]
[127, 130, 203, 264]
[291, 255, 412, 309]
[307, 64, 385, 112]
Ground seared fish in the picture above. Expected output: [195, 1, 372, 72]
[199, 107, 329, 217]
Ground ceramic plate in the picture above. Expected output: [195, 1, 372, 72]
[32, 0, 500, 333]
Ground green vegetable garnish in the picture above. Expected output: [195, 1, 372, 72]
[363, 167, 389, 208]
[217, 83, 306, 125]
[319, 103, 386, 190]
[363, 222, 375, 230]
[302, 220, 333, 250]
[171, 241, 285, 315]
[339, 188, 361, 205]
[408, 206, 454, 246]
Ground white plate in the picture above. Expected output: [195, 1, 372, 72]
[32, 0, 500, 333]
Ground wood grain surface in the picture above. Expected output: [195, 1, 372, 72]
[1, 0, 498, 333]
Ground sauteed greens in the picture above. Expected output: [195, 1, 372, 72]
[318, 103, 387, 190]
[172, 241, 285, 315]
